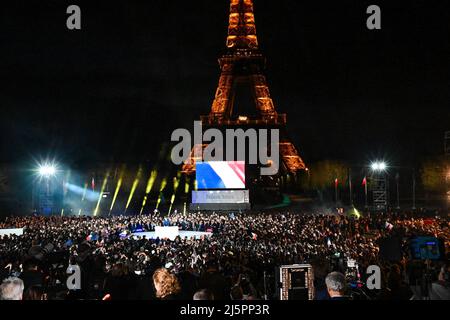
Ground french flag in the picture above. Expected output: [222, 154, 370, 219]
[196, 161, 245, 189]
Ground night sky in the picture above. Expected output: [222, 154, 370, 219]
[1, 0, 449, 168]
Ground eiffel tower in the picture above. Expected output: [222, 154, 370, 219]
[182, 0, 305, 178]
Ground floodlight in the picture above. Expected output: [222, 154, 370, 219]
[38, 163, 57, 177]
[371, 161, 387, 172]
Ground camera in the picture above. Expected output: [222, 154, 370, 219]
[409, 236, 444, 260]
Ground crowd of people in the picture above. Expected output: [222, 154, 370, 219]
[0, 210, 449, 300]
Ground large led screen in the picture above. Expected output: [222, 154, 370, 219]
[196, 161, 245, 189]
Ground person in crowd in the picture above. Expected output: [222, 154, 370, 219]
[193, 289, 214, 300]
[230, 285, 244, 300]
[0, 277, 24, 300]
[20, 258, 44, 291]
[325, 272, 350, 300]
[235, 274, 258, 300]
[311, 258, 330, 300]
[153, 268, 181, 300]
[198, 260, 230, 300]
[178, 266, 199, 300]
[103, 262, 136, 300]
[23, 285, 47, 300]
[382, 264, 413, 300]
[429, 263, 450, 300]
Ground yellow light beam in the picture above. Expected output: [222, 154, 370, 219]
[159, 177, 167, 192]
[167, 174, 182, 214]
[155, 177, 168, 209]
[110, 165, 126, 214]
[126, 167, 143, 211]
[173, 176, 180, 192]
[94, 172, 109, 216]
[110, 177, 123, 213]
[139, 170, 158, 215]
[139, 196, 148, 215]
[146, 170, 158, 194]
[168, 194, 176, 215]
[184, 176, 190, 194]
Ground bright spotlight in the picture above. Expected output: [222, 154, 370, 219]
[38, 164, 56, 177]
[371, 161, 387, 172]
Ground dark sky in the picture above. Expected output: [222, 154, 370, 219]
[1, 0, 449, 168]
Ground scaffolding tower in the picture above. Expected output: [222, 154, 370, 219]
[371, 173, 388, 210]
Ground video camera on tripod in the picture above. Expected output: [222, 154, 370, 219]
[409, 236, 444, 261]
[407, 236, 445, 300]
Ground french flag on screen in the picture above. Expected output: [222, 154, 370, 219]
[196, 161, 245, 189]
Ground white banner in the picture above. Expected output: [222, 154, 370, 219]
[0, 228, 24, 237]
[154, 226, 179, 240]
[192, 190, 249, 204]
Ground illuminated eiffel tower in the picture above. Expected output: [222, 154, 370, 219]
[182, 0, 305, 177]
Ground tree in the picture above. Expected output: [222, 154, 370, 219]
[420, 157, 448, 193]
[308, 160, 349, 190]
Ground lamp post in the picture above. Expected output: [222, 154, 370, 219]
[395, 172, 400, 209]
[334, 178, 338, 207]
[348, 168, 353, 206]
[412, 168, 416, 210]
[35, 162, 58, 215]
[363, 174, 368, 209]
[305, 168, 310, 189]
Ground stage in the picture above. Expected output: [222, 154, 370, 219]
[132, 230, 212, 240]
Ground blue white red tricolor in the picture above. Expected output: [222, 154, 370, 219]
[196, 161, 245, 189]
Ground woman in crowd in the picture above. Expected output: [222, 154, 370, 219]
[153, 268, 181, 300]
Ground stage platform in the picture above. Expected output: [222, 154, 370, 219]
[132, 230, 212, 240]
